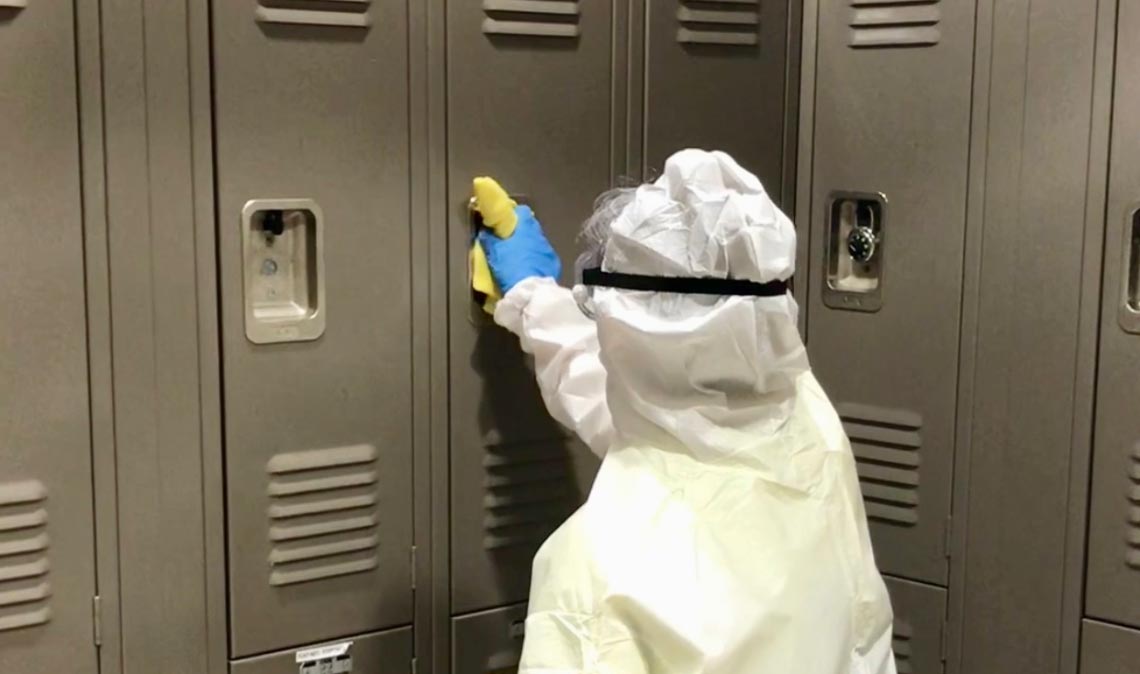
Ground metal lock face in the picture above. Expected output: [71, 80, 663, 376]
[823, 191, 886, 312]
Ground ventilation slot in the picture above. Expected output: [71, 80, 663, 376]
[482, 0, 581, 38]
[892, 618, 914, 674]
[1127, 443, 1140, 570]
[838, 403, 923, 527]
[483, 445, 579, 550]
[848, 0, 940, 49]
[676, 0, 759, 46]
[0, 480, 51, 633]
[256, 0, 371, 28]
[0, 1, 28, 8]
[266, 444, 380, 587]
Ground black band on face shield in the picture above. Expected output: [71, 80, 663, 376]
[581, 268, 789, 297]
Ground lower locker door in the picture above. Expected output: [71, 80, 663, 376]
[1079, 620, 1140, 674]
[230, 627, 412, 674]
[885, 576, 947, 674]
[453, 604, 528, 674]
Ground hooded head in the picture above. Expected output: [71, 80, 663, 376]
[576, 149, 809, 461]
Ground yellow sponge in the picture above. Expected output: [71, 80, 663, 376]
[470, 177, 518, 314]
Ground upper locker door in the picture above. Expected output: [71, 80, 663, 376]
[1086, 0, 1140, 630]
[644, 0, 789, 199]
[807, 0, 975, 585]
[0, 1, 98, 673]
[447, 0, 616, 615]
[212, 0, 414, 657]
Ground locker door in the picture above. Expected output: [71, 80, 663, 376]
[212, 0, 414, 657]
[231, 626, 413, 674]
[0, 1, 98, 673]
[885, 577, 946, 674]
[644, 0, 790, 197]
[806, 0, 976, 584]
[452, 604, 527, 674]
[1086, 0, 1140, 630]
[1079, 620, 1140, 674]
[447, 0, 615, 615]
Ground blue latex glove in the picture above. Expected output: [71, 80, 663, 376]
[477, 205, 562, 294]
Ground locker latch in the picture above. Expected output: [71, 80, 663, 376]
[823, 191, 886, 312]
[241, 198, 326, 344]
[1121, 207, 1140, 333]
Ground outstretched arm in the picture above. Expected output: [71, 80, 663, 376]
[472, 177, 613, 457]
[494, 277, 613, 457]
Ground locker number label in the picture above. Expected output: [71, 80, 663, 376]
[296, 641, 352, 674]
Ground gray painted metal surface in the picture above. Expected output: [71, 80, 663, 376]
[1086, 0, 1140, 632]
[452, 604, 528, 674]
[643, 0, 791, 201]
[444, 0, 612, 616]
[805, 0, 977, 586]
[1079, 620, 1140, 674]
[955, 0, 1106, 672]
[885, 576, 946, 674]
[212, 0, 415, 657]
[229, 627, 412, 674]
[0, 0, 98, 672]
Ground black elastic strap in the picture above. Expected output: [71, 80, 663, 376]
[581, 268, 789, 297]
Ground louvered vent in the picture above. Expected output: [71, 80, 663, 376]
[848, 0, 941, 49]
[256, 0, 371, 28]
[0, 480, 51, 633]
[1127, 443, 1140, 570]
[838, 403, 923, 527]
[676, 0, 759, 46]
[266, 444, 379, 587]
[0, 1, 28, 9]
[483, 446, 578, 550]
[892, 618, 914, 674]
[482, 0, 581, 38]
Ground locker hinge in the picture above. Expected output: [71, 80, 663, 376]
[411, 657, 418, 674]
[939, 616, 949, 666]
[92, 595, 103, 648]
[942, 516, 953, 559]
[410, 545, 417, 591]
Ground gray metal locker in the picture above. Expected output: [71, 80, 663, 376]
[452, 604, 527, 674]
[805, 0, 976, 585]
[231, 626, 412, 674]
[212, 0, 414, 658]
[643, 0, 790, 196]
[0, 0, 98, 672]
[446, 0, 614, 616]
[1079, 620, 1140, 674]
[884, 577, 946, 674]
[1086, 0, 1140, 631]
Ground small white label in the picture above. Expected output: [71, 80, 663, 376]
[296, 641, 352, 664]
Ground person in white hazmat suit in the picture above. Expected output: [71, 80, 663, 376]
[471, 149, 897, 674]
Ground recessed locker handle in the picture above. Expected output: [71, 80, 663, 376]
[1121, 207, 1140, 333]
[822, 191, 887, 312]
[241, 199, 326, 344]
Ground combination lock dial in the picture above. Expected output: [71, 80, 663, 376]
[846, 226, 877, 263]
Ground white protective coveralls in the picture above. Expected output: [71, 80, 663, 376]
[492, 149, 897, 674]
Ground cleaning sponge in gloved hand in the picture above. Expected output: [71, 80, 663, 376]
[470, 177, 562, 313]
